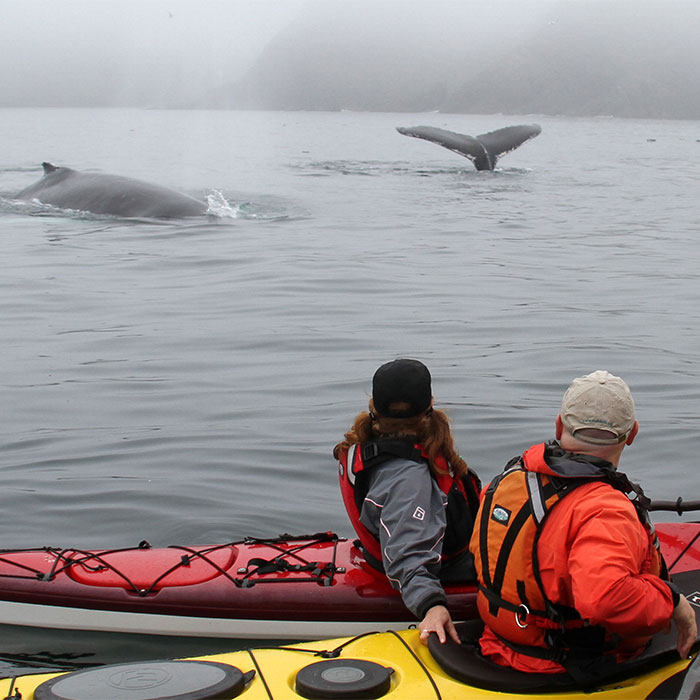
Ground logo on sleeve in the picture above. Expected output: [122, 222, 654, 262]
[491, 505, 511, 526]
[413, 507, 426, 521]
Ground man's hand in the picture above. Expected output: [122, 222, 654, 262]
[673, 595, 697, 658]
[418, 604, 460, 646]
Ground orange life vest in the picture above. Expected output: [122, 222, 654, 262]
[470, 442, 663, 661]
[338, 438, 480, 568]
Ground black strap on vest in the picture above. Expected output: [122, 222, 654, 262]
[352, 439, 426, 514]
[359, 439, 425, 470]
[544, 444, 653, 521]
[353, 538, 385, 573]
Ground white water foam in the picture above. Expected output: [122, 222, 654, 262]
[205, 190, 241, 218]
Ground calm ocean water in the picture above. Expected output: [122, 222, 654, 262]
[1, 108, 700, 664]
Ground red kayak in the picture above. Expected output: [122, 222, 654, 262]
[0, 523, 696, 640]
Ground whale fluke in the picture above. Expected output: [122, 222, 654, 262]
[396, 124, 541, 171]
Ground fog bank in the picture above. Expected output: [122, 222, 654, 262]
[3, 0, 700, 119]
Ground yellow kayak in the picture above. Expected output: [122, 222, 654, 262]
[1, 623, 695, 700]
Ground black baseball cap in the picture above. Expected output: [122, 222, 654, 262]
[372, 359, 432, 418]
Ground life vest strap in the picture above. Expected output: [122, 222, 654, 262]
[477, 583, 586, 631]
[353, 539, 385, 573]
[492, 625, 614, 664]
[359, 439, 425, 469]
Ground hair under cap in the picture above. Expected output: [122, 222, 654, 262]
[560, 370, 635, 445]
[372, 359, 432, 419]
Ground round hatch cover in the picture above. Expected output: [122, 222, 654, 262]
[296, 658, 393, 699]
[34, 659, 254, 700]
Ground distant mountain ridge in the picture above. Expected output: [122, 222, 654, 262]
[213, 1, 700, 119]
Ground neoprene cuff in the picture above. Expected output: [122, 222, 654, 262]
[667, 580, 681, 609]
[417, 594, 448, 620]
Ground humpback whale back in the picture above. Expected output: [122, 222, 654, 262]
[396, 124, 541, 170]
[15, 163, 208, 218]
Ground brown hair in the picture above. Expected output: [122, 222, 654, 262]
[333, 398, 467, 477]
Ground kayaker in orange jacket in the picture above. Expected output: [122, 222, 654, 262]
[469, 370, 697, 675]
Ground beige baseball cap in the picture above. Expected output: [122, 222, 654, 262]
[560, 370, 635, 445]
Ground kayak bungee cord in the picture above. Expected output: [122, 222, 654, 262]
[242, 532, 339, 545]
[2, 676, 20, 700]
[245, 649, 273, 700]
[387, 629, 443, 700]
[234, 533, 341, 588]
[0, 533, 343, 595]
[252, 630, 382, 658]
[245, 629, 442, 700]
[0, 544, 149, 581]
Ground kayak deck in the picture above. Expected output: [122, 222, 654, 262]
[1, 626, 695, 700]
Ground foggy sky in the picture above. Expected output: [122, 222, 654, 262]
[0, 0, 306, 107]
[3, 0, 700, 118]
[0, 0, 560, 108]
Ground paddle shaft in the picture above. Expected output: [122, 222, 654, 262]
[649, 498, 700, 514]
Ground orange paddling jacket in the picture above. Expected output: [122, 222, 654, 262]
[470, 442, 668, 667]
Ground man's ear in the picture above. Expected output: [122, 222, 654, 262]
[555, 414, 564, 440]
[625, 421, 639, 446]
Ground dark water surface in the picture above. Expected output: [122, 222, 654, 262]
[1, 108, 700, 666]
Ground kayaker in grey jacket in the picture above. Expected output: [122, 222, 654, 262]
[335, 359, 481, 645]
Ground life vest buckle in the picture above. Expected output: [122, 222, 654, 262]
[361, 442, 381, 460]
[515, 603, 530, 629]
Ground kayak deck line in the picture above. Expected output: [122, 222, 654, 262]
[0, 531, 342, 594]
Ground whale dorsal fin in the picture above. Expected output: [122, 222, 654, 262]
[42, 162, 59, 175]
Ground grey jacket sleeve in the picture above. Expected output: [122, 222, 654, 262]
[359, 457, 448, 618]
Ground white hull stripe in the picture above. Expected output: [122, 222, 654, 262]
[0, 600, 411, 640]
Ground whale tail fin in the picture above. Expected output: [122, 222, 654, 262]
[396, 124, 541, 170]
[476, 124, 542, 163]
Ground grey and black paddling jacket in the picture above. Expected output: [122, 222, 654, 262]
[339, 438, 480, 618]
